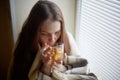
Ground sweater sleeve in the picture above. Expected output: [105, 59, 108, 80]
[67, 31, 80, 56]
[28, 49, 55, 80]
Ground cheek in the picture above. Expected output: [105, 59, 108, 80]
[56, 33, 61, 40]
[56, 34, 60, 40]
[39, 36, 48, 44]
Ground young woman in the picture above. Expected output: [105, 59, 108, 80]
[7, 1, 98, 80]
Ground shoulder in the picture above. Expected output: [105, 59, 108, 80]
[66, 31, 75, 43]
[66, 31, 73, 39]
[66, 31, 80, 56]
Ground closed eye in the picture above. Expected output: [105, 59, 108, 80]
[40, 32, 49, 36]
[55, 30, 61, 35]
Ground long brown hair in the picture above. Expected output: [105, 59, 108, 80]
[8, 0, 71, 80]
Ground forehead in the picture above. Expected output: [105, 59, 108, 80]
[40, 20, 61, 33]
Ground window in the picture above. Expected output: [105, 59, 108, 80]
[75, 0, 120, 80]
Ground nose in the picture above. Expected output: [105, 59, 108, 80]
[48, 34, 56, 44]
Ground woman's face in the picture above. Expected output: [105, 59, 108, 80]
[39, 20, 61, 46]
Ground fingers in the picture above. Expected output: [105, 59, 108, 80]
[52, 60, 62, 68]
[41, 43, 53, 56]
[52, 61, 59, 70]
[55, 60, 63, 64]
[52, 61, 65, 72]
[63, 53, 67, 59]
[41, 43, 55, 66]
[41, 43, 49, 52]
[42, 55, 53, 66]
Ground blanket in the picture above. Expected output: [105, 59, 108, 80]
[35, 56, 98, 80]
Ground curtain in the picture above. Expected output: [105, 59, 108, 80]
[75, 0, 120, 80]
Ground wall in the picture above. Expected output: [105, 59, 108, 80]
[13, 0, 76, 42]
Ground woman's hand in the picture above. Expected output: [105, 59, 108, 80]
[52, 53, 67, 72]
[40, 43, 67, 75]
[40, 43, 54, 65]
[40, 43, 53, 75]
[52, 60, 67, 72]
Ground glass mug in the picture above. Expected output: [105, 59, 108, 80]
[46, 43, 64, 65]
[53, 43, 64, 61]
